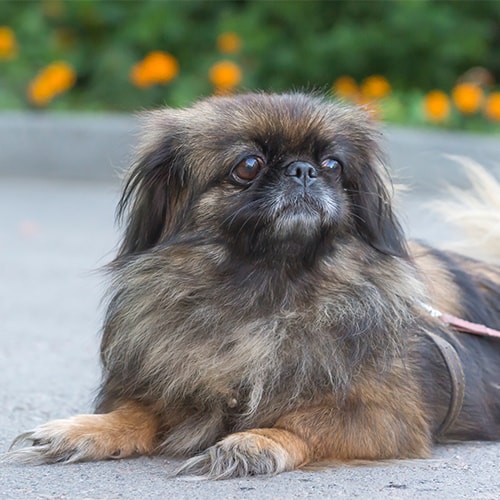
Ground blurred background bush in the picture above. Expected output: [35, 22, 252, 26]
[1, 0, 500, 130]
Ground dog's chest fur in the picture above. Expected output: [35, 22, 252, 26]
[99, 242, 422, 453]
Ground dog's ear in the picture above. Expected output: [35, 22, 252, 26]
[116, 111, 193, 257]
[347, 155, 408, 259]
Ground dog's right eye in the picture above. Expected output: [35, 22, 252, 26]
[231, 156, 265, 185]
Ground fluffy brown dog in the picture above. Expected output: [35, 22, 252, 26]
[10, 93, 500, 478]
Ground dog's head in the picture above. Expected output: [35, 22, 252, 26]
[118, 93, 407, 262]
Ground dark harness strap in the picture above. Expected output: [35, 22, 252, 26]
[425, 331, 466, 438]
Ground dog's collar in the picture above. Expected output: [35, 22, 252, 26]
[423, 330, 465, 438]
[420, 302, 500, 438]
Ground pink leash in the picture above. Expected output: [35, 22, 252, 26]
[421, 302, 500, 339]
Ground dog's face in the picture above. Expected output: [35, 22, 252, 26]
[118, 93, 407, 263]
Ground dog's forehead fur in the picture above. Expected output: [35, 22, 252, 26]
[141, 93, 381, 183]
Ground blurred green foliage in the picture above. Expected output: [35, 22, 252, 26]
[1, 0, 500, 113]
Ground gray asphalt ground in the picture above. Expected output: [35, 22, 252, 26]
[0, 117, 499, 499]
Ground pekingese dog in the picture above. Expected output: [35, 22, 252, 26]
[9, 93, 500, 478]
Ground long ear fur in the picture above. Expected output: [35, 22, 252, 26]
[116, 113, 192, 257]
[348, 156, 408, 259]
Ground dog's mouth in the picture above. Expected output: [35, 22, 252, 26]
[265, 190, 339, 239]
[271, 188, 337, 221]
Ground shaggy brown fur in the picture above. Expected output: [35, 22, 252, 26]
[8, 93, 500, 478]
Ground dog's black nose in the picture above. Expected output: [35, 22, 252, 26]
[285, 161, 318, 187]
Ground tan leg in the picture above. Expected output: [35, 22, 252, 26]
[8, 402, 160, 464]
[274, 402, 431, 462]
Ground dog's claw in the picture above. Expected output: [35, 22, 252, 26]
[8, 431, 37, 451]
[5, 442, 80, 465]
[4, 431, 60, 464]
[175, 453, 212, 478]
[5, 424, 83, 465]
[4, 437, 59, 465]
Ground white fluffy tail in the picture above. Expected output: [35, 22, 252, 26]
[435, 157, 500, 264]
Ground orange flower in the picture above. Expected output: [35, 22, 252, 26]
[361, 75, 391, 99]
[423, 90, 451, 122]
[27, 80, 54, 106]
[484, 92, 500, 122]
[217, 32, 242, 54]
[0, 26, 17, 60]
[451, 83, 483, 114]
[43, 62, 76, 93]
[27, 61, 76, 106]
[332, 76, 358, 100]
[209, 60, 242, 90]
[130, 51, 179, 88]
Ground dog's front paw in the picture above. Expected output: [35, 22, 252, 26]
[176, 429, 309, 479]
[7, 418, 97, 464]
[6, 403, 159, 465]
[7, 414, 129, 464]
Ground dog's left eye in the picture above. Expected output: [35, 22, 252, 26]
[321, 158, 343, 172]
[231, 156, 265, 185]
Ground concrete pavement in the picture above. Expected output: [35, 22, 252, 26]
[0, 117, 499, 499]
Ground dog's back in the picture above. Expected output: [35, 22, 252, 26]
[411, 163, 500, 442]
